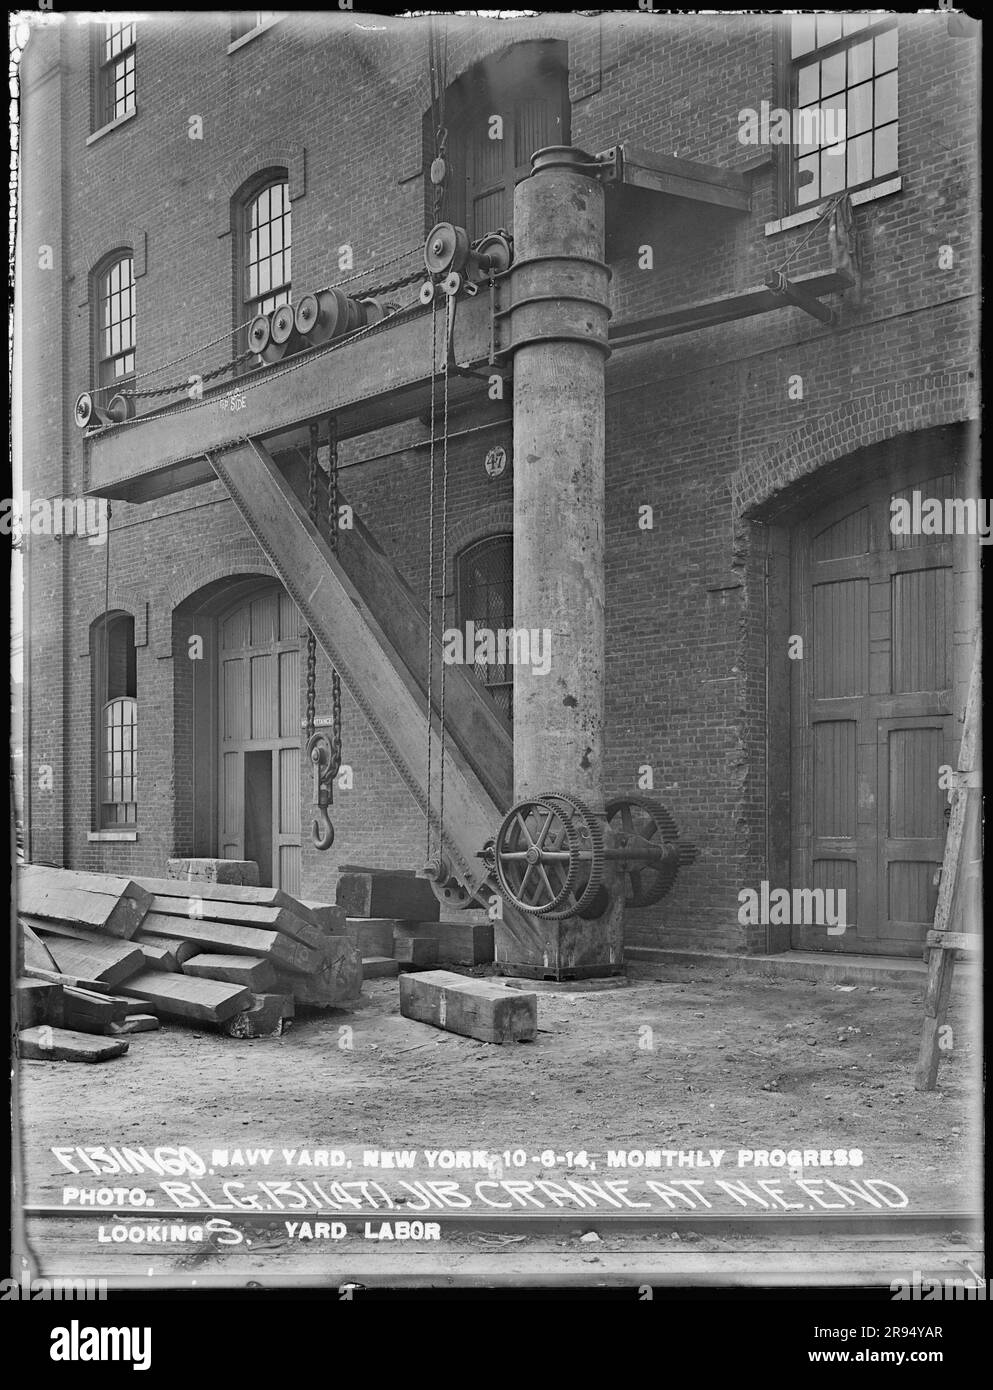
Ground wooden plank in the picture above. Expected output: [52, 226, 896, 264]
[16, 980, 61, 1029]
[16, 873, 144, 939]
[123, 971, 252, 1023]
[133, 933, 200, 972]
[146, 894, 321, 944]
[344, 918, 399, 957]
[394, 920, 494, 966]
[20, 922, 60, 973]
[136, 876, 326, 929]
[394, 937, 438, 968]
[18, 1027, 129, 1063]
[619, 144, 751, 193]
[34, 933, 145, 989]
[136, 912, 322, 972]
[399, 970, 537, 1044]
[18, 865, 151, 906]
[22, 966, 110, 993]
[925, 930, 980, 952]
[273, 938, 361, 1006]
[300, 901, 347, 934]
[62, 988, 129, 1025]
[166, 857, 259, 885]
[182, 955, 278, 989]
[336, 872, 441, 923]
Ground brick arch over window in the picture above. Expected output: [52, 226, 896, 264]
[155, 545, 276, 655]
[77, 228, 147, 310]
[443, 498, 514, 613]
[215, 144, 306, 238]
[731, 369, 978, 529]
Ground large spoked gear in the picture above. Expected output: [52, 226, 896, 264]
[605, 795, 683, 907]
[538, 792, 606, 918]
[494, 798, 583, 917]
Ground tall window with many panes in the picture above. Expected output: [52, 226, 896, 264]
[95, 19, 136, 129]
[243, 179, 292, 324]
[790, 14, 898, 210]
[96, 254, 136, 390]
[91, 613, 138, 829]
[456, 535, 514, 721]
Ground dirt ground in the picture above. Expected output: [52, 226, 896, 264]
[16, 961, 982, 1288]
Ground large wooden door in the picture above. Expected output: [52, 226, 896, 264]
[217, 586, 302, 893]
[790, 473, 958, 955]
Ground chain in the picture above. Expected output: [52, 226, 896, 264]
[305, 420, 319, 744]
[425, 297, 439, 861]
[437, 293, 451, 845]
[327, 414, 343, 769]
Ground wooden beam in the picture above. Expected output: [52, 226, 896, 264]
[137, 912, 323, 972]
[609, 270, 855, 350]
[84, 299, 493, 503]
[123, 971, 252, 1023]
[598, 142, 750, 211]
[182, 955, 279, 990]
[36, 933, 145, 989]
[399, 970, 537, 1044]
[925, 930, 979, 952]
[18, 1027, 129, 1063]
[336, 871, 441, 923]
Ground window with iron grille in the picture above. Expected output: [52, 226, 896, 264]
[456, 535, 514, 721]
[96, 19, 136, 129]
[96, 254, 136, 390]
[92, 613, 138, 829]
[243, 179, 292, 328]
[789, 14, 898, 210]
[432, 40, 569, 239]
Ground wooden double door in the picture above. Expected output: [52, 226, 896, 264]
[217, 586, 302, 893]
[789, 470, 960, 955]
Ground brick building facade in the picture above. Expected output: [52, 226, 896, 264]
[17, 11, 980, 962]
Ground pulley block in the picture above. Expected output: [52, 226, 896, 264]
[360, 296, 400, 325]
[418, 854, 480, 910]
[106, 392, 136, 422]
[468, 231, 513, 283]
[73, 391, 132, 429]
[424, 221, 470, 276]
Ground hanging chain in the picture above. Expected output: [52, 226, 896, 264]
[437, 293, 451, 845]
[305, 419, 336, 851]
[327, 414, 343, 773]
[305, 421, 319, 744]
[425, 299, 439, 862]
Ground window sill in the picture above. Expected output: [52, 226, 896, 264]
[86, 107, 137, 147]
[87, 830, 139, 842]
[227, 16, 282, 54]
[764, 176, 902, 236]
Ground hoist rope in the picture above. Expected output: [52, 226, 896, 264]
[437, 293, 451, 846]
[773, 193, 848, 276]
[424, 295, 439, 861]
[85, 243, 423, 397]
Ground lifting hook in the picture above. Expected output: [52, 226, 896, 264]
[307, 730, 339, 852]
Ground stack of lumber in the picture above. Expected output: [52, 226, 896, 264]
[15, 866, 361, 1058]
[335, 864, 493, 971]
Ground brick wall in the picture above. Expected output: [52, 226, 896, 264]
[19, 13, 980, 952]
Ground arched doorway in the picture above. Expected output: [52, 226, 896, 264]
[216, 584, 302, 892]
[767, 424, 976, 956]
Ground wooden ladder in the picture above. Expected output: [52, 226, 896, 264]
[914, 638, 982, 1091]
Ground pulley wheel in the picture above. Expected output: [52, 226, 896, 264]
[344, 297, 363, 332]
[418, 280, 436, 306]
[106, 393, 135, 423]
[419, 854, 479, 910]
[441, 270, 463, 296]
[74, 392, 95, 429]
[605, 795, 682, 908]
[473, 232, 513, 278]
[248, 313, 271, 355]
[294, 287, 348, 345]
[424, 221, 470, 276]
[269, 301, 296, 345]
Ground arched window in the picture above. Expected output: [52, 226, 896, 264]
[431, 40, 570, 239]
[95, 253, 136, 390]
[456, 534, 514, 719]
[91, 613, 138, 828]
[241, 177, 292, 324]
